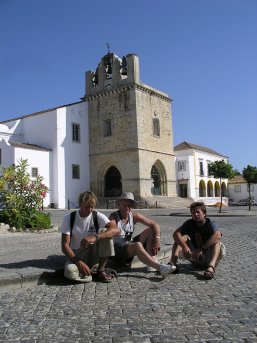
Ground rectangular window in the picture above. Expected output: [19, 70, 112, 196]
[199, 160, 204, 176]
[178, 160, 186, 172]
[207, 161, 211, 176]
[104, 120, 112, 137]
[72, 123, 80, 142]
[234, 185, 241, 192]
[31, 167, 38, 178]
[153, 118, 160, 137]
[72, 164, 80, 179]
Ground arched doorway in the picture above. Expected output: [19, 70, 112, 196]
[151, 165, 161, 195]
[207, 181, 214, 197]
[221, 182, 227, 197]
[150, 161, 167, 195]
[215, 181, 220, 197]
[199, 180, 206, 197]
[104, 166, 122, 197]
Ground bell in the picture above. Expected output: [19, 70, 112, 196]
[120, 56, 127, 75]
[120, 67, 127, 75]
[106, 64, 112, 75]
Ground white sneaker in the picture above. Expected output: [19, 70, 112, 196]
[159, 263, 177, 278]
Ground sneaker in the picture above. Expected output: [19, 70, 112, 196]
[159, 263, 177, 278]
[146, 266, 157, 273]
[167, 262, 180, 274]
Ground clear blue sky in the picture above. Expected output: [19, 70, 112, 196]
[0, 0, 256, 173]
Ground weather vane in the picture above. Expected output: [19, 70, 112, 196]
[106, 43, 110, 53]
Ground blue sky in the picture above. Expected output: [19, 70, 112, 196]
[0, 0, 256, 173]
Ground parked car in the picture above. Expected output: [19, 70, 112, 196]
[228, 199, 237, 206]
[235, 199, 257, 206]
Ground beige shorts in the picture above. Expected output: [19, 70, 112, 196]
[64, 229, 115, 282]
[179, 241, 226, 267]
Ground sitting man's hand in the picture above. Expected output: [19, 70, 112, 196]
[76, 260, 91, 276]
[151, 238, 161, 256]
[80, 235, 97, 248]
[182, 245, 192, 259]
[191, 248, 203, 261]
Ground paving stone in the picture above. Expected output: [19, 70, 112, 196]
[0, 208, 257, 342]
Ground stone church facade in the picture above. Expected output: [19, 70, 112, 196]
[84, 52, 177, 201]
[0, 51, 177, 208]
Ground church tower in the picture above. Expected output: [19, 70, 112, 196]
[83, 51, 177, 201]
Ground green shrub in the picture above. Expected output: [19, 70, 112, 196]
[0, 159, 50, 230]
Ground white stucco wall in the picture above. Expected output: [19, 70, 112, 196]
[175, 148, 229, 202]
[0, 139, 15, 166]
[228, 183, 257, 202]
[0, 101, 90, 209]
[61, 103, 90, 208]
[14, 147, 51, 207]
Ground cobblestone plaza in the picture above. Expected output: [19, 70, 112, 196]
[0, 207, 257, 342]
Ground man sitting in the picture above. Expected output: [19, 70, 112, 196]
[168, 201, 226, 279]
[109, 192, 176, 278]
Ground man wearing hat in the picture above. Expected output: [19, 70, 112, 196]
[109, 192, 176, 278]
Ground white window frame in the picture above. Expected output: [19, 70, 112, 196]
[178, 160, 186, 172]
[199, 159, 204, 176]
[72, 164, 80, 179]
[31, 167, 38, 178]
[234, 185, 241, 193]
[72, 123, 81, 143]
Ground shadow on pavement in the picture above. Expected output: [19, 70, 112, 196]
[0, 255, 66, 270]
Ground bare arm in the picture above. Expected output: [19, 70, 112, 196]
[81, 221, 120, 246]
[173, 228, 191, 257]
[133, 212, 161, 254]
[202, 231, 222, 250]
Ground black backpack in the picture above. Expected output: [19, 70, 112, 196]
[69, 210, 99, 238]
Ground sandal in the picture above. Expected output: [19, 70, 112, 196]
[95, 270, 115, 283]
[167, 262, 179, 274]
[204, 265, 215, 279]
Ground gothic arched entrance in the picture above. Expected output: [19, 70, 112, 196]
[151, 161, 167, 195]
[104, 166, 122, 197]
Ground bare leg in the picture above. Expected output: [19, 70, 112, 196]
[169, 235, 188, 265]
[136, 228, 156, 257]
[206, 242, 221, 271]
[127, 242, 162, 270]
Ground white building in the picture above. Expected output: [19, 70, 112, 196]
[174, 141, 229, 205]
[228, 175, 257, 202]
[0, 101, 89, 209]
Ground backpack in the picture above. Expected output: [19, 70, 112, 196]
[69, 210, 99, 239]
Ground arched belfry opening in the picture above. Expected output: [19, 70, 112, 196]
[104, 166, 122, 197]
[151, 161, 167, 196]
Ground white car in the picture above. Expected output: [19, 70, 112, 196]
[235, 199, 257, 206]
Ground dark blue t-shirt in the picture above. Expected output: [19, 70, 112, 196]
[179, 218, 219, 248]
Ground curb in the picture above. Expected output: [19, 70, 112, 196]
[0, 245, 172, 292]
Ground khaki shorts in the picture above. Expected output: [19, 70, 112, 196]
[64, 229, 115, 282]
[179, 240, 226, 267]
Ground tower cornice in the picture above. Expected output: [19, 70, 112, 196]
[83, 83, 172, 102]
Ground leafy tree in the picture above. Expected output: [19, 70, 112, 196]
[208, 160, 235, 213]
[242, 165, 257, 210]
[233, 169, 241, 176]
[0, 159, 50, 230]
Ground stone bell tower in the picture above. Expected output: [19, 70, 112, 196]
[83, 51, 177, 201]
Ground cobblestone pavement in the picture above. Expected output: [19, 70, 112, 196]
[0, 207, 257, 342]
